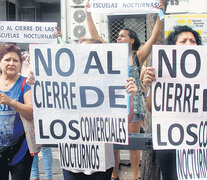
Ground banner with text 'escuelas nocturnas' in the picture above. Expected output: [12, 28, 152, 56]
[88, 0, 160, 14]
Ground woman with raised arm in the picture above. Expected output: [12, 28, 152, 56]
[85, 1, 164, 180]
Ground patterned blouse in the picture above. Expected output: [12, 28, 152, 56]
[129, 53, 145, 122]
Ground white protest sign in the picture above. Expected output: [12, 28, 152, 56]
[30, 43, 129, 145]
[176, 149, 207, 180]
[59, 142, 106, 171]
[152, 45, 207, 150]
[88, 0, 160, 14]
[0, 21, 57, 44]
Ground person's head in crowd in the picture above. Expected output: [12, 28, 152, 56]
[78, 38, 103, 44]
[166, 25, 202, 45]
[117, 28, 141, 51]
[0, 44, 22, 76]
[0, 44, 22, 62]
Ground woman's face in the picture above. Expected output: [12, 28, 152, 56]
[117, 30, 132, 44]
[0, 52, 21, 76]
[176, 32, 197, 45]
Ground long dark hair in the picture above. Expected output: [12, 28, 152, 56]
[166, 25, 202, 45]
[122, 28, 141, 51]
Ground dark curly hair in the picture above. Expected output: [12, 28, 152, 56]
[121, 28, 141, 51]
[0, 44, 22, 62]
[166, 25, 202, 45]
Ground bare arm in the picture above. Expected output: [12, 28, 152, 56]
[146, 87, 152, 112]
[0, 90, 33, 120]
[85, 1, 106, 43]
[137, 4, 164, 67]
[142, 67, 156, 112]
[125, 77, 138, 119]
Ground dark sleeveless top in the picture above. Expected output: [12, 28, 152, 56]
[129, 52, 145, 122]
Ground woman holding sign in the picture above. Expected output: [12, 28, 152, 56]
[85, 1, 164, 180]
[0, 44, 33, 180]
[142, 25, 202, 180]
[26, 38, 138, 180]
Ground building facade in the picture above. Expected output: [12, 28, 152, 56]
[1, 0, 207, 45]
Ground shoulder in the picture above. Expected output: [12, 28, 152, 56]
[18, 75, 26, 81]
[19, 75, 31, 93]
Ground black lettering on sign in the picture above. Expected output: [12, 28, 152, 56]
[177, 149, 207, 179]
[158, 49, 201, 78]
[50, 120, 67, 139]
[180, 49, 201, 78]
[158, 49, 177, 78]
[59, 143, 101, 170]
[35, 48, 52, 76]
[157, 124, 167, 146]
[35, 48, 75, 77]
[168, 124, 184, 146]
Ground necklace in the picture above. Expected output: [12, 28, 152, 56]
[0, 75, 19, 90]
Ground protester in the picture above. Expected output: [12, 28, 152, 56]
[31, 147, 53, 180]
[85, 1, 164, 179]
[27, 38, 138, 180]
[142, 25, 202, 180]
[0, 44, 33, 180]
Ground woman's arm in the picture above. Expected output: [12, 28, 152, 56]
[125, 77, 138, 118]
[85, 1, 106, 43]
[142, 67, 156, 112]
[137, 3, 164, 67]
[140, 67, 147, 95]
[0, 90, 33, 120]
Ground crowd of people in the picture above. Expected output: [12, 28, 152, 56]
[0, 0, 203, 180]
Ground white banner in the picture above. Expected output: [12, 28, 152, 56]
[88, 0, 160, 14]
[30, 43, 129, 145]
[176, 149, 207, 180]
[59, 142, 106, 171]
[0, 21, 57, 44]
[152, 45, 207, 150]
